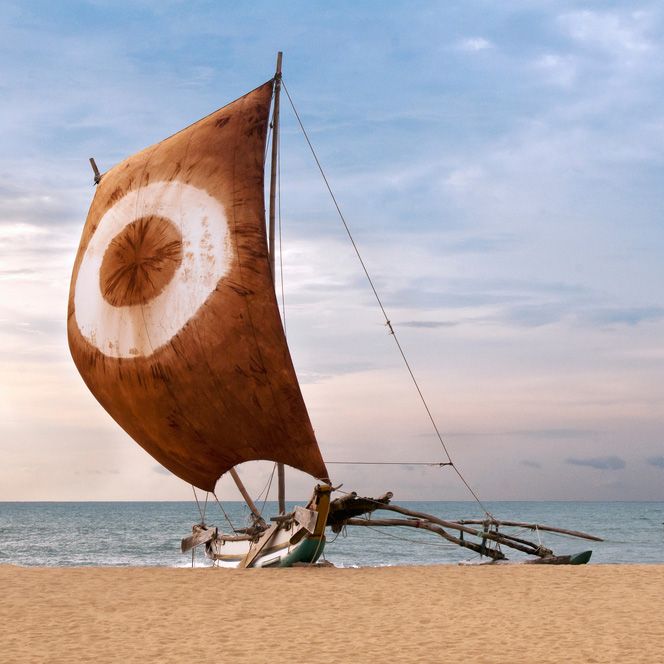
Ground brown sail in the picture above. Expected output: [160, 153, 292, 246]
[67, 80, 329, 491]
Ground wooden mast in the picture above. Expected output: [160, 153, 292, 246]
[269, 51, 286, 515]
[225, 53, 285, 522]
[224, 58, 285, 525]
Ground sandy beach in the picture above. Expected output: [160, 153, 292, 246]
[1, 564, 663, 663]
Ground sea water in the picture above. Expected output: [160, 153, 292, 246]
[1, 501, 662, 567]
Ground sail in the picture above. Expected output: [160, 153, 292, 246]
[67, 80, 329, 491]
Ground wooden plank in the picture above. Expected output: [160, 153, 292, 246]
[180, 525, 216, 553]
[294, 506, 318, 533]
[238, 523, 279, 568]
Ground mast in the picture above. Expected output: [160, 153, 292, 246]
[225, 54, 284, 521]
[269, 51, 286, 515]
[225, 55, 285, 520]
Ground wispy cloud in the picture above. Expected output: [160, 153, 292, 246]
[2, 1, 664, 501]
[399, 320, 458, 329]
[533, 53, 577, 88]
[566, 456, 626, 471]
[443, 429, 597, 439]
[582, 307, 664, 327]
[0, 184, 80, 228]
[559, 10, 654, 56]
[513, 429, 595, 440]
[521, 460, 542, 469]
[458, 37, 492, 52]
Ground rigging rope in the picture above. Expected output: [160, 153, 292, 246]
[277, 124, 287, 334]
[191, 485, 205, 523]
[212, 491, 238, 533]
[263, 102, 275, 168]
[353, 521, 456, 548]
[282, 79, 492, 519]
[328, 461, 452, 466]
[257, 463, 278, 515]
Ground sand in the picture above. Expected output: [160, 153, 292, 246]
[1, 564, 662, 663]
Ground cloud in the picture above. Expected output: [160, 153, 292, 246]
[533, 53, 577, 88]
[646, 456, 664, 469]
[382, 274, 595, 316]
[458, 37, 492, 52]
[521, 460, 542, 469]
[583, 307, 664, 327]
[441, 429, 597, 439]
[565, 456, 626, 470]
[399, 320, 458, 329]
[446, 234, 516, 254]
[0, 268, 38, 281]
[559, 10, 654, 55]
[0, 183, 82, 229]
[512, 429, 595, 440]
[298, 361, 379, 384]
[503, 303, 567, 328]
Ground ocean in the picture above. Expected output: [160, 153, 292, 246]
[1, 501, 663, 567]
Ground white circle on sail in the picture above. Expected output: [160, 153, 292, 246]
[74, 181, 231, 358]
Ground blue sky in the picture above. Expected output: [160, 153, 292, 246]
[1, 1, 663, 502]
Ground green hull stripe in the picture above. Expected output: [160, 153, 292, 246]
[277, 536, 326, 567]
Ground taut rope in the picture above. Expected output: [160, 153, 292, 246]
[282, 79, 492, 518]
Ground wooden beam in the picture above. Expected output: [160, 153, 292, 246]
[364, 503, 553, 557]
[345, 518, 506, 560]
[268, 51, 286, 516]
[228, 467, 264, 523]
[239, 523, 279, 568]
[454, 519, 603, 542]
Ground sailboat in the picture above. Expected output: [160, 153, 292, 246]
[68, 53, 601, 567]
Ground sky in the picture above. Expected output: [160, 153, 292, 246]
[1, 1, 663, 503]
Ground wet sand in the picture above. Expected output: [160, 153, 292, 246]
[1, 564, 662, 663]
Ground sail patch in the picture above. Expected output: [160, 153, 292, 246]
[73, 181, 230, 358]
[99, 214, 183, 307]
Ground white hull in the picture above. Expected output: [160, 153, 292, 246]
[207, 521, 324, 568]
[183, 485, 332, 568]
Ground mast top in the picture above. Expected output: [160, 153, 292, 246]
[275, 51, 283, 80]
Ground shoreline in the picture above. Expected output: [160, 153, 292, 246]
[2, 564, 663, 663]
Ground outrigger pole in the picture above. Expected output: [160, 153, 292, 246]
[268, 51, 286, 515]
[326, 492, 602, 563]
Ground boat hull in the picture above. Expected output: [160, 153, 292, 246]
[191, 484, 331, 568]
[206, 528, 326, 568]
